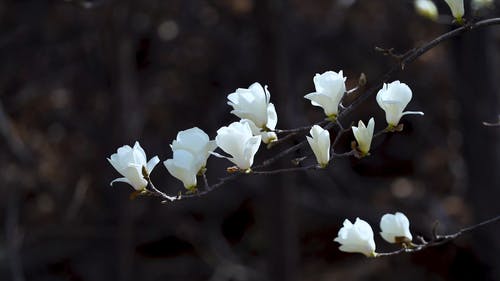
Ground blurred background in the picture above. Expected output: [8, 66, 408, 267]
[0, 0, 499, 280]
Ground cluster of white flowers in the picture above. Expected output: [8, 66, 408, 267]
[306, 73, 423, 167]
[108, 72, 423, 191]
[107, 82, 275, 189]
[334, 212, 413, 257]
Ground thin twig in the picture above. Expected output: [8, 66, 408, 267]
[266, 132, 298, 148]
[202, 172, 210, 190]
[142, 167, 179, 202]
[332, 150, 356, 158]
[331, 119, 350, 149]
[275, 120, 328, 134]
[482, 115, 500, 126]
[373, 128, 388, 139]
[252, 164, 319, 175]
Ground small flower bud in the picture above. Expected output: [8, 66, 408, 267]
[380, 212, 413, 244]
[352, 118, 375, 156]
[306, 125, 331, 168]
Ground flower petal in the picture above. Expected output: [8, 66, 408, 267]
[110, 177, 132, 187]
[146, 156, 160, 174]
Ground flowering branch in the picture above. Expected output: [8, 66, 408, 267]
[108, 16, 500, 203]
[334, 212, 500, 258]
[126, 17, 500, 203]
[375, 214, 500, 257]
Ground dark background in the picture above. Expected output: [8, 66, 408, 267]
[0, 0, 499, 280]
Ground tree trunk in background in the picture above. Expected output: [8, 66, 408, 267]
[256, 0, 299, 281]
[111, 1, 142, 280]
[453, 25, 500, 280]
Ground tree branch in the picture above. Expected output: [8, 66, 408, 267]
[376, 214, 500, 257]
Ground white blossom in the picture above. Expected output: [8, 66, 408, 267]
[170, 127, 217, 171]
[304, 70, 347, 118]
[164, 149, 199, 190]
[352, 118, 375, 156]
[213, 121, 261, 170]
[380, 212, 413, 243]
[376, 81, 424, 127]
[443, 0, 465, 21]
[414, 0, 438, 21]
[108, 141, 160, 190]
[334, 218, 376, 257]
[227, 82, 278, 133]
[306, 125, 331, 168]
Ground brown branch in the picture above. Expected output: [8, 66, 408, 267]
[274, 120, 328, 134]
[252, 164, 319, 175]
[266, 131, 299, 149]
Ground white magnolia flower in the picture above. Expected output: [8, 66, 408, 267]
[171, 127, 217, 171]
[306, 125, 331, 168]
[376, 81, 424, 127]
[380, 212, 413, 243]
[227, 82, 278, 131]
[334, 218, 376, 257]
[352, 118, 375, 156]
[304, 70, 347, 118]
[240, 119, 277, 144]
[414, 0, 438, 21]
[444, 0, 465, 22]
[164, 149, 199, 190]
[108, 141, 160, 190]
[214, 121, 261, 170]
[472, 0, 494, 10]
